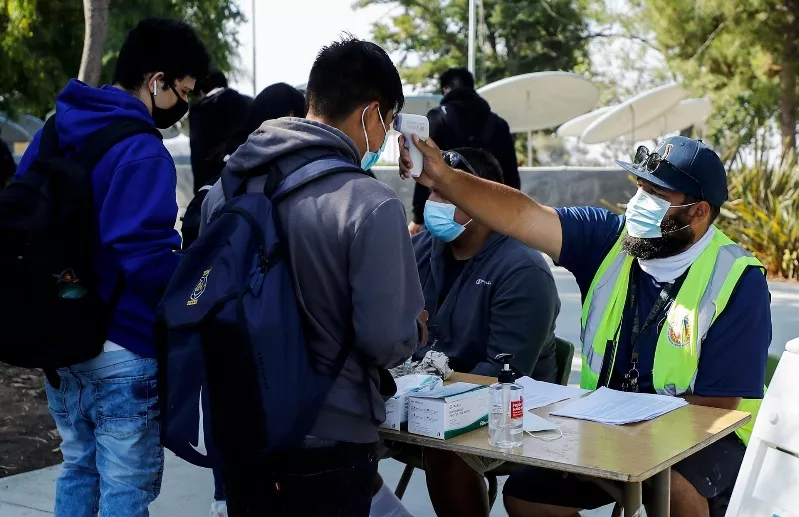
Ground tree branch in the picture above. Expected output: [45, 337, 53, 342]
[584, 31, 662, 53]
[690, 22, 725, 62]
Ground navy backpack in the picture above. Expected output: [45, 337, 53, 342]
[157, 156, 363, 468]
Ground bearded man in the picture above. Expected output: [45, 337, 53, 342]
[397, 134, 771, 517]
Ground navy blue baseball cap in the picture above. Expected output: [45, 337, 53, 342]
[616, 136, 728, 206]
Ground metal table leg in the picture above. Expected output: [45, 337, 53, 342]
[622, 481, 643, 517]
[395, 464, 414, 499]
[649, 468, 671, 517]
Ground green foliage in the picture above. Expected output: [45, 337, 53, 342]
[628, 0, 796, 153]
[718, 135, 799, 278]
[0, 0, 244, 118]
[354, 0, 590, 90]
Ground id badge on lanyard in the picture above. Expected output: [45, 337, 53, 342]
[621, 266, 686, 393]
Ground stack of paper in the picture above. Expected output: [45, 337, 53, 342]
[550, 387, 687, 425]
[516, 376, 588, 410]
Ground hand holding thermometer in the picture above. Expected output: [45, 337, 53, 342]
[393, 114, 429, 177]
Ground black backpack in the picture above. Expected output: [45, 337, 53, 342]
[0, 117, 162, 369]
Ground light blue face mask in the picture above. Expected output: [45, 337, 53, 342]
[625, 188, 695, 239]
[424, 200, 471, 242]
[360, 106, 388, 171]
[625, 189, 671, 238]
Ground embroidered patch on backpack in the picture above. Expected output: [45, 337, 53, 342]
[187, 268, 211, 306]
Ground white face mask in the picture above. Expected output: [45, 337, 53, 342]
[523, 413, 562, 441]
[625, 189, 696, 239]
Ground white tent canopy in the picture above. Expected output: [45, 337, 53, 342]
[0, 117, 34, 144]
[14, 114, 44, 137]
[477, 72, 599, 133]
[617, 97, 711, 141]
[556, 106, 612, 138]
[581, 82, 688, 144]
[401, 95, 442, 117]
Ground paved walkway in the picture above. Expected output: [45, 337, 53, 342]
[2, 267, 797, 516]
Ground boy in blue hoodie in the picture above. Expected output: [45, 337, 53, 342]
[15, 18, 210, 517]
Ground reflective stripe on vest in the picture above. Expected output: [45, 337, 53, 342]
[579, 226, 765, 446]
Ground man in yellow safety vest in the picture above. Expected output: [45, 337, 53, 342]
[398, 135, 771, 517]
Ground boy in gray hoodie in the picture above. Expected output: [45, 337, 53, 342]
[201, 37, 427, 517]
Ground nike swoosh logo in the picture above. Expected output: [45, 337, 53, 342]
[190, 386, 207, 456]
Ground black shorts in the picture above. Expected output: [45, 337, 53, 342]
[503, 434, 745, 516]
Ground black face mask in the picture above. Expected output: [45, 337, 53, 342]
[151, 84, 188, 129]
[622, 207, 696, 260]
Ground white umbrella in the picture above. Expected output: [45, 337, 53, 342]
[402, 95, 442, 117]
[619, 98, 712, 141]
[477, 72, 599, 133]
[556, 106, 612, 138]
[0, 117, 34, 144]
[581, 83, 688, 144]
[14, 114, 44, 136]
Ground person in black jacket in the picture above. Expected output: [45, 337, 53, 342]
[409, 68, 520, 235]
[188, 68, 251, 193]
[225, 82, 307, 157]
[180, 82, 306, 251]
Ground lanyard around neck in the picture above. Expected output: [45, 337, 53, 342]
[621, 264, 688, 392]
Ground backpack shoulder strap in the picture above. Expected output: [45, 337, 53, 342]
[269, 156, 364, 201]
[73, 119, 162, 172]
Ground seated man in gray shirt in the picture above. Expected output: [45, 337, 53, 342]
[412, 147, 560, 517]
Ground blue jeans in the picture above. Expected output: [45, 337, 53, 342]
[45, 349, 164, 517]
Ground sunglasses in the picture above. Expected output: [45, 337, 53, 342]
[442, 151, 478, 176]
[633, 145, 705, 200]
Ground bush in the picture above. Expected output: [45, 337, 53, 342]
[718, 154, 799, 279]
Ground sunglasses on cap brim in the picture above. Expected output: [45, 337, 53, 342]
[633, 145, 705, 200]
[442, 151, 478, 176]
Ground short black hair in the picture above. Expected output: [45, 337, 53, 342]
[197, 67, 228, 94]
[449, 147, 504, 184]
[306, 36, 404, 123]
[440, 68, 475, 91]
[113, 18, 211, 91]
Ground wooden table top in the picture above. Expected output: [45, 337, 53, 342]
[379, 372, 751, 482]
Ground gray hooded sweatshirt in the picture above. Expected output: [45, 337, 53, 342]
[201, 118, 424, 443]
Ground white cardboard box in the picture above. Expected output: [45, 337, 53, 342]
[380, 375, 443, 431]
[408, 382, 490, 440]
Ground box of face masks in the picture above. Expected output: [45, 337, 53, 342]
[408, 383, 490, 440]
[380, 375, 443, 431]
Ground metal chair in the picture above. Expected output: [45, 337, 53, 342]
[393, 336, 577, 509]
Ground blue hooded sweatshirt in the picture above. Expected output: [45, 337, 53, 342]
[16, 79, 181, 358]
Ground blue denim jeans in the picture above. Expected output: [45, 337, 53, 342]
[44, 349, 164, 517]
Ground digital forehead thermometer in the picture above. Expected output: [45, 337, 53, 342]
[393, 114, 429, 177]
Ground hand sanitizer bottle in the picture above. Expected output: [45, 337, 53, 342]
[488, 353, 524, 448]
